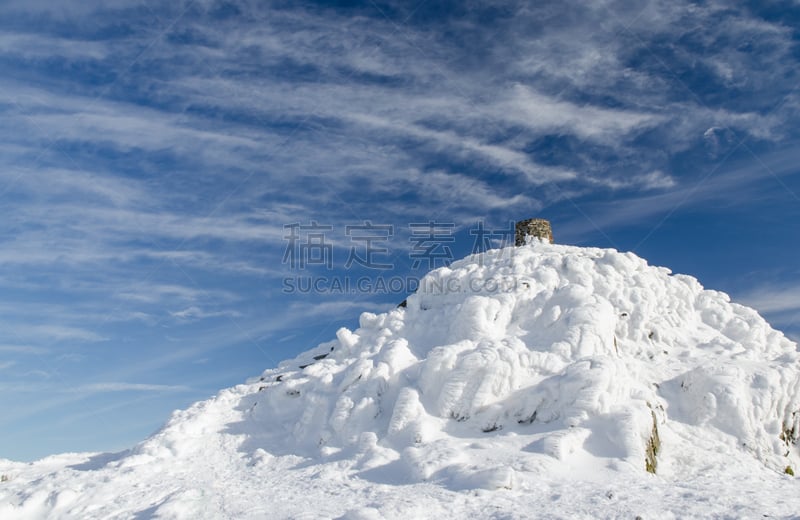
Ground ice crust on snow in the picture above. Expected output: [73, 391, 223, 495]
[2, 241, 799, 518]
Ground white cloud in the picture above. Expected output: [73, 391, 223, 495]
[734, 282, 800, 337]
[10, 324, 107, 343]
[0, 0, 792, 287]
[0, 32, 110, 60]
[0, 344, 48, 355]
[557, 146, 800, 241]
[170, 306, 241, 321]
[589, 170, 677, 191]
[75, 382, 191, 393]
[287, 299, 394, 320]
[115, 283, 234, 305]
[502, 84, 661, 142]
[346, 112, 578, 184]
[736, 283, 800, 316]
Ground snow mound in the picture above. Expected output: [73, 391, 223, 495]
[3, 241, 800, 518]
[222, 241, 800, 486]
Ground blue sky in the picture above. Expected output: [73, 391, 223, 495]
[1, 0, 799, 461]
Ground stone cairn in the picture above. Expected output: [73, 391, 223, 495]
[515, 218, 554, 246]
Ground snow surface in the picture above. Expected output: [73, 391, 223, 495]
[2, 241, 799, 519]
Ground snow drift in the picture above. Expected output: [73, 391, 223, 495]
[231, 241, 799, 487]
[2, 241, 799, 518]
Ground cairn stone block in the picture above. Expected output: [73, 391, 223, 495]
[515, 218, 554, 245]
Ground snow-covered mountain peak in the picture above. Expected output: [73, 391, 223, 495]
[222, 241, 800, 488]
[3, 242, 799, 518]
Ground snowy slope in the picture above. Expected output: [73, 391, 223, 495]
[1, 241, 799, 519]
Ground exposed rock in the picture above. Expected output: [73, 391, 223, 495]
[515, 218, 554, 245]
[646, 410, 661, 474]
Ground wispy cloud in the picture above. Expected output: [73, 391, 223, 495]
[0, 32, 111, 60]
[0, 0, 795, 280]
[736, 283, 800, 317]
[74, 382, 191, 393]
[170, 306, 241, 321]
[0, 344, 49, 355]
[734, 281, 800, 340]
[556, 146, 800, 242]
[3, 324, 107, 343]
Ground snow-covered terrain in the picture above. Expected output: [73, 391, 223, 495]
[2, 241, 799, 519]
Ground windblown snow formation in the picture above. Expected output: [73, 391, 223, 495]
[3, 241, 800, 519]
[228, 241, 800, 487]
